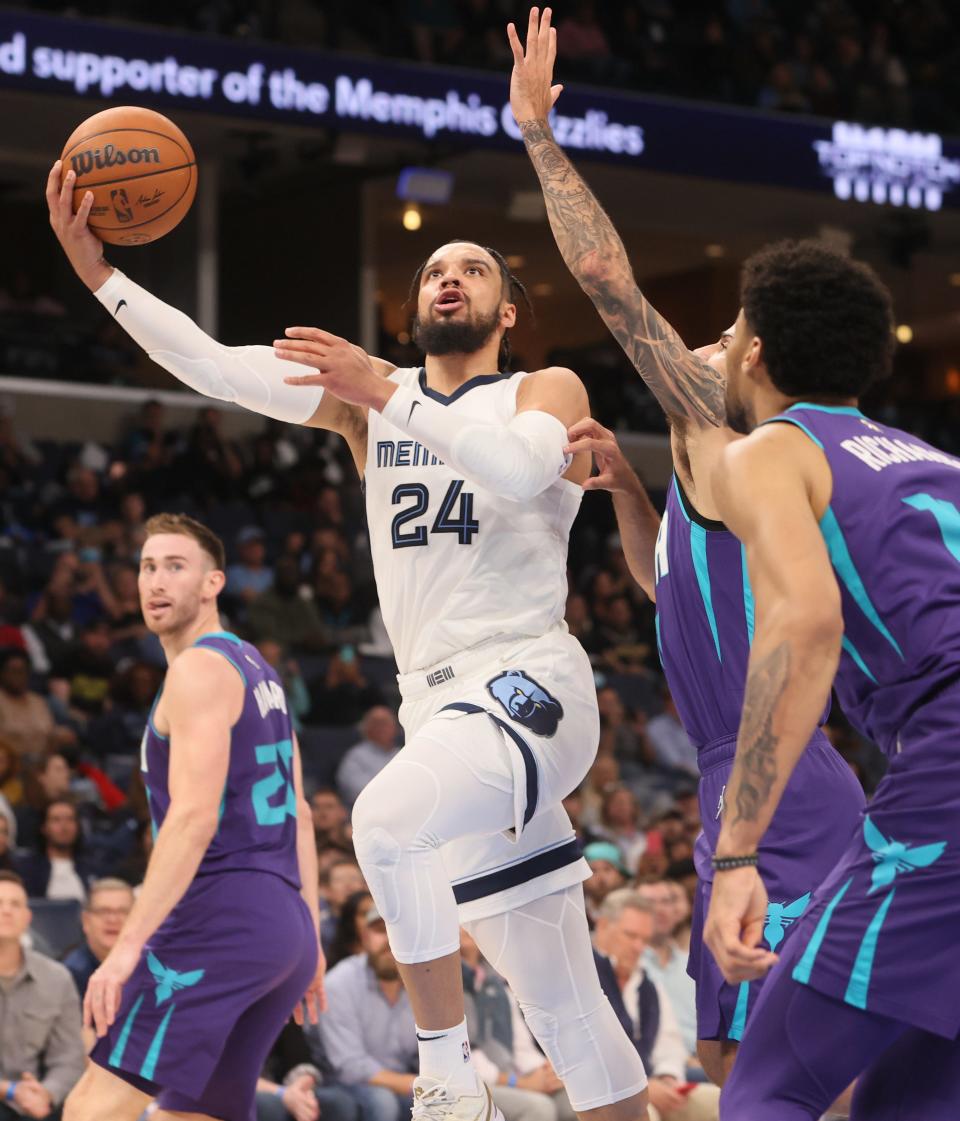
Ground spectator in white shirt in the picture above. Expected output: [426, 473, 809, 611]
[13, 799, 96, 902]
[637, 879, 699, 1064]
[593, 890, 718, 1121]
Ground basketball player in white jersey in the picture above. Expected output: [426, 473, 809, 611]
[48, 163, 649, 1121]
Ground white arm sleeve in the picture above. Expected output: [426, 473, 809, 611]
[93, 269, 323, 425]
[380, 382, 572, 502]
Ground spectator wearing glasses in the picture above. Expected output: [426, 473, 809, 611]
[62, 878, 134, 999]
[637, 878, 698, 1069]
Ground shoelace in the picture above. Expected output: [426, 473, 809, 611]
[412, 1082, 459, 1121]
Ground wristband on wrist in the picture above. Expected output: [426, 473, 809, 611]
[6, 1082, 17, 1102]
[507, 1074, 518, 1088]
[711, 853, 759, 872]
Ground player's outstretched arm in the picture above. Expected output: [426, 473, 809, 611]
[278, 329, 586, 503]
[565, 418, 660, 598]
[83, 648, 239, 1037]
[44, 160, 377, 450]
[704, 427, 842, 984]
[508, 9, 724, 428]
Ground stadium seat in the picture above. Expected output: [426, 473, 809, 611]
[297, 724, 359, 788]
[28, 897, 83, 959]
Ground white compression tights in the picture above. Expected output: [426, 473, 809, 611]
[351, 725, 647, 1113]
[466, 888, 648, 1114]
[352, 717, 518, 964]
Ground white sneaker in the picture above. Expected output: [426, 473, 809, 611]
[411, 1076, 503, 1121]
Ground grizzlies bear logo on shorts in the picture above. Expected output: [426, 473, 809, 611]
[486, 670, 564, 737]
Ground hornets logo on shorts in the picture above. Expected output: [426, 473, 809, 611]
[486, 670, 564, 737]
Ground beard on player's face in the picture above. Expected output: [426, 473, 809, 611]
[412, 304, 502, 357]
[723, 361, 758, 434]
[369, 946, 400, 981]
[140, 585, 204, 637]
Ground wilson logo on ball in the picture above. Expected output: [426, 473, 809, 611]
[70, 144, 162, 176]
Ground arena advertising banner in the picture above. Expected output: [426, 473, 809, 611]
[2, 10, 958, 210]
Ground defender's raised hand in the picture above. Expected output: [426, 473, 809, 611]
[565, 419, 640, 495]
[508, 7, 563, 125]
[45, 160, 112, 292]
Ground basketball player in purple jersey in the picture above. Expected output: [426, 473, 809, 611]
[703, 241, 960, 1119]
[62, 514, 324, 1121]
[510, 7, 864, 1087]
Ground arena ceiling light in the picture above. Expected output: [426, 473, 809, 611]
[396, 166, 454, 205]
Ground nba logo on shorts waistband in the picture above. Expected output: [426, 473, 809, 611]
[426, 665, 455, 688]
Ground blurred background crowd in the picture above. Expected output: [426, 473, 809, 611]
[24, 0, 960, 132]
[0, 0, 938, 1117]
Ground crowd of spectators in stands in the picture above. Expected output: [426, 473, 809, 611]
[0, 401, 882, 1120]
[29, 0, 960, 132]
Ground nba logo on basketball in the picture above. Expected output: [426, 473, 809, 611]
[110, 188, 134, 223]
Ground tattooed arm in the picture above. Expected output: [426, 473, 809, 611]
[704, 425, 842, 981]
[507, 9, 725, 428]
[716, 426, 843, 851]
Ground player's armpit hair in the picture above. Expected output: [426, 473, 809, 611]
[93, 270, 324, 424]
[518, 119, 725, 428]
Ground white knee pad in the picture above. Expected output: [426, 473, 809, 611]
[518, 993, 647, 1112]
[352, 823, 403, 925]
[351, 757, 462, 963]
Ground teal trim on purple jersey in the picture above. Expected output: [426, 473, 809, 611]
[763, 412, 824, 448]
[198, 630, 243, 645]
[819, 505, 904, 660]
[656, 474, 829, 752]
[140, 635, 300, 888]
[108, 994, 144, 1069]
[140, 1004, 175, 1080]
[765, 404, 960, 754]
[793, 877, 854, 985]
[740, 543, 755, 646]
[728, 982, 750, 1041]
[840, 635, 877, 683]
[844, 890, 896, 1009]
[690, 522, 722, 661]
[903, 493, 960, 563]
[788, 402, 864, 417]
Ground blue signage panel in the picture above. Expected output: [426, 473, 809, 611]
[1, 10, 958, 210]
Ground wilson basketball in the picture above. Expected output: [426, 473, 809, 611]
[60, 106, 197, 246]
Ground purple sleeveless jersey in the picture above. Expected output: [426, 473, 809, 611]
[655, 474, 864, 1041]
[769, 403, 960, 755]
[752, 403, 960, 1036]
[90, 631, 315, 1118]
[142, 631, 301, 889]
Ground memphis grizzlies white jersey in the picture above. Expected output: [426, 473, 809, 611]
[365, 366, 582, 674]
